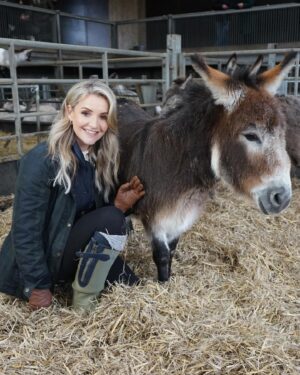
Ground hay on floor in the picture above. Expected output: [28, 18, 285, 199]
[0, 179, 299, 375]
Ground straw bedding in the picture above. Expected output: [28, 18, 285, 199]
[0, 131, 48, 159]
[0, 180, 299, 375]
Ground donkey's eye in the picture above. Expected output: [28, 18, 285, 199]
[243, 133, 261, 144]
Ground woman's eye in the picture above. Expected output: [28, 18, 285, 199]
[81, 111, 90, 116]
[100, 115, 108, 120]
[243, 133, 261, 144]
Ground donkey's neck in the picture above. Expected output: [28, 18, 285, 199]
[160, 98, 221, 189]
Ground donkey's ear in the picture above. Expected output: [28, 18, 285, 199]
[180, 73, 193, 90]
[257, 52, 297, 95]
[248, 55, 263, 77]
[191, 53, 244, 111]
[225, 53, 237, 75]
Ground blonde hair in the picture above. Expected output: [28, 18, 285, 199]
[48, 80, 119, 202]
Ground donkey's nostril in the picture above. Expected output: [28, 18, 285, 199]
[258, 186, 291, 214]
[269, 187, 291, 212]
[271, 191, 282, 206]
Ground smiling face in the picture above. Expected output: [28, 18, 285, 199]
[67, 94, 109, 151]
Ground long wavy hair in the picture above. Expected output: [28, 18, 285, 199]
[48, 80, 119, 201]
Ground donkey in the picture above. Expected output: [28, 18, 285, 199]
[117, 52, 296, 282]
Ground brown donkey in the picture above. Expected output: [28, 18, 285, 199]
[117, 52, 296, 282]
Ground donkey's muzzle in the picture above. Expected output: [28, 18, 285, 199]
[258, 186, 291, 214]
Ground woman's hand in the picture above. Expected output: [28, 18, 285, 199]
[28, 288, 52, 310]
[114, 176, 145, 213]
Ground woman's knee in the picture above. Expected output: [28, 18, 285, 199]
[96, 205, 127, 235]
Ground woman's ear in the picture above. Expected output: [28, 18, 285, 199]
[65, 104, 73, 122]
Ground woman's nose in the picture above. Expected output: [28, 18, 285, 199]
[89, 117, 98, 129]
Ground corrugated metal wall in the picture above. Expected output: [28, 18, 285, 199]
[0, 5, 56, 42]
[147, 6, 300, 50]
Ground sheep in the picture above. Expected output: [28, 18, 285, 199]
[0, 48, 32, 68]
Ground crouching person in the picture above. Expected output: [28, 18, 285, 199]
[0, 80, 145, 311]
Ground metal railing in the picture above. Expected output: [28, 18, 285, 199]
[1, 37, 299, 162]
[114, 3, 300, 50]
[0, 1, 299, 50]
[0, 0, 114, 46]
[0, 37, 168, 161]
[181, 49, 300, 97]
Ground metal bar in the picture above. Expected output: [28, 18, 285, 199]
[162, 53, 170, 99]
[16, 78, 165, 84]
[21, 131, 49, 137]
[0, 38, 166, 58]
[0, 0, 56, 15]
[0, 134, 17, 141]
[55, 10, 63, 78]
[0, 111, 57, 119]
[168, 15, 174, 34]
[115, 15, 169, 25]
[114, 3, 300, 24]
[102, 52, 108, 85]
[84, 17, 88, 46]
[0, 79, 13, 84]
[0, 113, 16, 120]
[19, 56, 164, 67]
[59, 12, 113, 25]
[111, 23, 118, 49]
[35, 86, 41, 143]
[78, 64, 83, 80]
[8, 43, 23, 156]
[20, 111, 58, 118]
[179, 54, 186, 77]
[0, 0, 114, 24]
[183, 48, 300, 57]
[172, 3, 300, 18]
[294, 52, 299, 96]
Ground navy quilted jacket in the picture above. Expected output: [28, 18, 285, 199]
[0, 142, 106, 299]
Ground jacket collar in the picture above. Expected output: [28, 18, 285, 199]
[72, 142, 87, 164]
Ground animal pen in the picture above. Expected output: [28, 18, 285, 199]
[0, 16, 300, 375]
[0, 37, 299, 160]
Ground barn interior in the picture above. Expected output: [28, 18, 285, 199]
[1, 1, 300, 195]
[0, 2, 299, 374]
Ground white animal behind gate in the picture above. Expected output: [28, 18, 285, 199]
[0, 48, 32, 67]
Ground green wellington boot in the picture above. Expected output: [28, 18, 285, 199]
[72, 231, 127, 310]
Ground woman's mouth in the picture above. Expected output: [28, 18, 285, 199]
[83, 128, 98, 135]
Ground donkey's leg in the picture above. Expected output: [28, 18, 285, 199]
[151, 237, 171, 282]
[168, 237, 179, 276]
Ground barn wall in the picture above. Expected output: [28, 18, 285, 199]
[109, 0, 146, 50]
[146, 1, 299, 16]
[57, 0, 110, 47]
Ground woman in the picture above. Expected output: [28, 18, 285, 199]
[0, 80, 145, 311]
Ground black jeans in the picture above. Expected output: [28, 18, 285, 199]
[57, 205, 138, 286]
